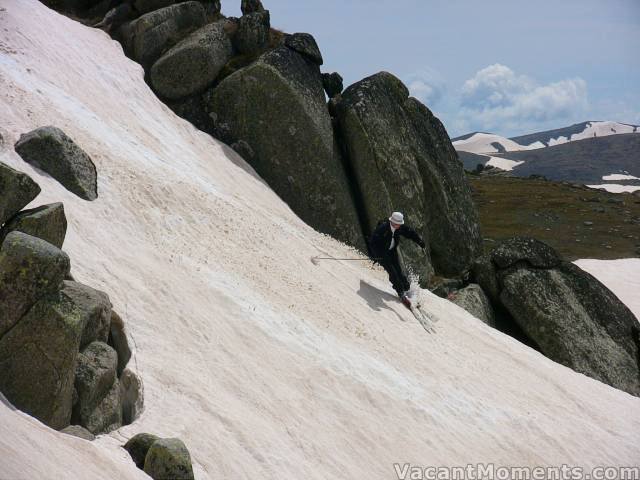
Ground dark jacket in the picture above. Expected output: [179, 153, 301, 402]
[369, 220, 425, 259]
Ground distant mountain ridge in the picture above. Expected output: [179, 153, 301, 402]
[453, 121, 640, 155]
[493, 133, 640, 184]
[453, 121, 640, 192]
[451, 131, 491, 142]
[510, 121, 639, 147]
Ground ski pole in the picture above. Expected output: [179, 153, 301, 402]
[311, 255, 381, 265]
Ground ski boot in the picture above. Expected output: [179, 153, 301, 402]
[400, 292, 412, 310]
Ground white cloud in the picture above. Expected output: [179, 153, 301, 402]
[458, 64, 588, 131]
[405, 69, 445, 106]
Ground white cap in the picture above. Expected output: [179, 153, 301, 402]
[389, 211, 404, 225]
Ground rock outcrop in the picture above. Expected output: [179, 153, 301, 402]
[199, 0, 222, 22]
[42, 0, 485, 289]
[124, 433, 195, 480]
[452, 283, 495, 326]
[144, 438, 195, 480]
[77, 377, 122, 434]
[0, 202, 67, 249]
[207, 46, 363, 248]
[14, 126, 98, 201]
[234, 10, 270, 54]
[322, 72, 343, 98]
[150, 20, 233, 100]
[109, 310, 132, 376]
[0, 287, 85, 429]
[72, 341, 119, 432]
[95, 3, 137, 33]
[117, 1, 207, 69]
[284, 33, 323, 65]
[0, 162, 41, 226]
[474, 236, 640, 396]
[125, 433, 161, 469]
[134, 0, 177, 15]
[60, 424, 96, 441]
[241, 0, 265, 14]
[335, 72, 482, 280]
[0, 229, 140, 433]
[62, 280, 112, 349]
[0, 231, 70, 337]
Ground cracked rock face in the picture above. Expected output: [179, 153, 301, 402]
[117, 1, 207, 69]
[150, 20, 233, 100]
[61, 280, 112, 349]
[206, 46, 363, 250]
[0, 231, 70, 337]
[73, 341, 118, 421]
[335, 71, 482, 280]
[0, 202, 67, 249]
[77, 377, 122, 434]
[0, 288, 85, 429]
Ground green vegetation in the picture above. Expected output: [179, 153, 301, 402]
[469, 175, 640, 260]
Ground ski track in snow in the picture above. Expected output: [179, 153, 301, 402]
[1, 2, 640, 479]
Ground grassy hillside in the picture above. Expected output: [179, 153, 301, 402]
[469, 175, 640, 260]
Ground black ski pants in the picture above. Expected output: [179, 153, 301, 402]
[378, 250, 410, 296]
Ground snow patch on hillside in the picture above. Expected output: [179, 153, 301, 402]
[548, 121, 639, 147]
[486, 156, 524, 171]
[602, 174, 640, 181]
[574, 259, 640, 323]
[586, 184, 640, 193]
[1, 2, 640, 479]
[452, 132, 542, 154]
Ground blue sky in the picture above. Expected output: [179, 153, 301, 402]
[223, 0, 640, 138]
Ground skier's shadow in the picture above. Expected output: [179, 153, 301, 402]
[357, 280, 405, 322]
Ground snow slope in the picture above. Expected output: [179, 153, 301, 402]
[485, 156, 524, 171]
[452, 132, 544, 154]
[1, 2, 640, 479]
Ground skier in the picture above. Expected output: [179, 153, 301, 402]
[369, 211, 426, 309]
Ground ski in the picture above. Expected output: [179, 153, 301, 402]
[411, 305, 436, 333]
[404, 287, 437, 333]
